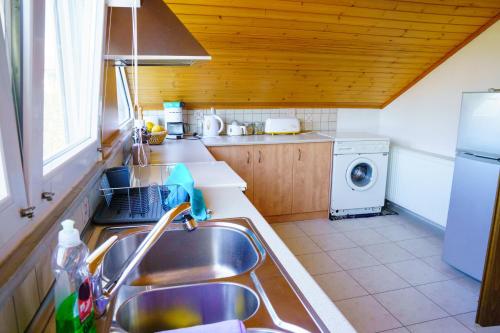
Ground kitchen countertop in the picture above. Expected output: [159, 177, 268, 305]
[202, 132, 333, 147]
[150, 138, 215, 164]
[144, 134, 356, 333]
[131, 161, 247, 190]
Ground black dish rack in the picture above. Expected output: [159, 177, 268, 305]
[94, 164, 188, 224]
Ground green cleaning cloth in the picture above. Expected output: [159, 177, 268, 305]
[165, 163, 209, 221]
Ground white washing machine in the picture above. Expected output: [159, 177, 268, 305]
[330, 134, 390, 217]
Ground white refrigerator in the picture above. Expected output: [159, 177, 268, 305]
[443, 91, 500, 281]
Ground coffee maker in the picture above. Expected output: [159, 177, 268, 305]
[163, 101, 184, 139]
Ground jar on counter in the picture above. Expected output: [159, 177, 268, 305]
[254, 122, 264, 135]
[243, 122, 254, 135]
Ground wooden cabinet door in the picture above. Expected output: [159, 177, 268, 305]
[208, 145, 254, 200]
[253, 144, 294, 216]
[292, 142, 332, 214]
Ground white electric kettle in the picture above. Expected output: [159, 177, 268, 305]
[227, 122, 247, 136]
[202, 108, 224, 137]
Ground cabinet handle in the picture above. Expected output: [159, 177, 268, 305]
[258, 150, 262, 163]
[247, 151, 250, 164]
[298, 148, 302, 161]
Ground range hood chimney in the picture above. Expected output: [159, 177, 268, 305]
[104, 0, 211, 66]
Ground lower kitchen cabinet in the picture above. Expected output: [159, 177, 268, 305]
[292, 142, 332, 214]
[208, 145, 254, 200]
[208, 141, 332, 221]
[253, 144, 294, 216]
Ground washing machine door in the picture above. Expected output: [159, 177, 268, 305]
[346, 157, 378, 191]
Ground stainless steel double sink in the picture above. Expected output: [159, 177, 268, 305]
[95, 218, 323, 333]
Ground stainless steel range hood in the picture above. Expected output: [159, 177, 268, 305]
[104, 0, 211, 66]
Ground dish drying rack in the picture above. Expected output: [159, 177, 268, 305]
[93, 164, 188, 224]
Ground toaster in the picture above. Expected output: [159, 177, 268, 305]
[264, 117, 301, 135]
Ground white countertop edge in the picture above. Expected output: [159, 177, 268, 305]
[202, 187, 356, 333]
[202, 132, 334, 147]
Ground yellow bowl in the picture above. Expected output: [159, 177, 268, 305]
[149, 131, 167, 145]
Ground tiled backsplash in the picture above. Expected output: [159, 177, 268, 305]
[144, 108, 338, 134]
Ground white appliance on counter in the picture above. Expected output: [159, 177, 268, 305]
[330, 134, 390, 218]
[264, 117, 300, 134]
[202, 108, 224, 137]
[227, 121, 247, 136]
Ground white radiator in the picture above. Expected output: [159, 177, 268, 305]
[386, 145, 455, 228]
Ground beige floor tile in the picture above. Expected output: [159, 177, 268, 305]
[374, 225, 429, 242]
[272, 223, 306, 239]
[327, 247, 380, 270]
[359, 215, 403, 228]
[295, 219, 338, 236]
[381, 328, 410, 333]
[343, 228, 390, 246]
[374, 288, 448, 326]
[396, 237, 442, 258]
[454, 312, 478, 331]
[422, 255, 466, 279]
[386, 259, 450, 285]
[454, 277, 482, 296]
[348, 265, 410, 294]
[407, 317, 471, 333]
[296, 252, 342, 275]
[362, 243, 415, 264]
[315, 271, 368, 301]
[282, 236, 322, 255]
[453, 312, 500, 332]
[335, 295, 402, 333]
[417, 279, 479, 315]
[310, 233, 357, 251]
[331, 219, 373, 232]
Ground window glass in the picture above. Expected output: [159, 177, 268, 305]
[43, 0, 98, 164]
[0, 132, 7, 202]
[116, 67, 132, 125]
[0, 0, 5, 35]
[43, 1, 67, 160]
[1, 0, 22, 139]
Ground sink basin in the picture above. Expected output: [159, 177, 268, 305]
[102, 226, 260, 286]
[115, 282, 259, 333]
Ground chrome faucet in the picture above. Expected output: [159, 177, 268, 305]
[86, 202, 197, 316]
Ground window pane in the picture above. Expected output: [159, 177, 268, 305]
[43, 1, 66, 159]
[43, 0, 95, 163]
[0, 0, 5, 35]
[0, 131, 7, 201]
[116, 67, 132, 125]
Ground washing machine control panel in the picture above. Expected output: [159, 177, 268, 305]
[334, 140, 390, 154]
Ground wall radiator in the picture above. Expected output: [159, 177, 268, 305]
[386, 145, 455, 228]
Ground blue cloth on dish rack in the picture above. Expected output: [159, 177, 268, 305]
[165, 163, 210, 221]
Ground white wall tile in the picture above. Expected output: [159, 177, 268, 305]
[171, 108, 337, 134]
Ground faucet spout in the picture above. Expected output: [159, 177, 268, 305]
[92, 202, 195, 316]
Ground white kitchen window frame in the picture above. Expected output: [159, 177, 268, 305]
[0, 15, 29, 249]
[116, 65, 133, 127]
[22, 0, 106, 222]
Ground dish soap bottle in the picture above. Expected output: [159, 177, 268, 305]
[52, 220, 96, 333]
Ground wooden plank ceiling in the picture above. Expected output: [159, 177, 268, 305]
[127, 0, 500, 109]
